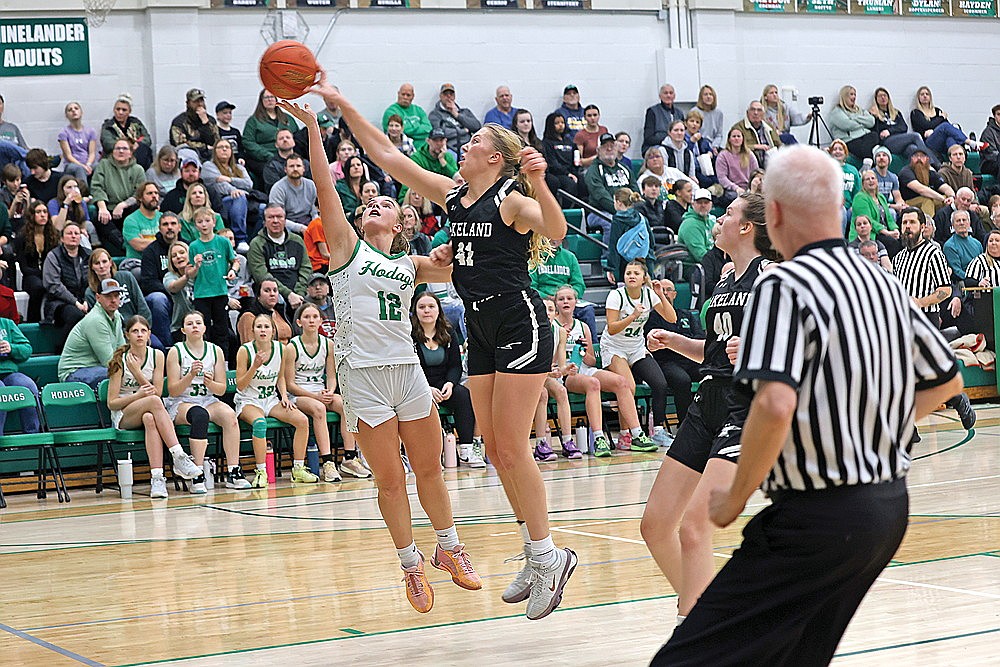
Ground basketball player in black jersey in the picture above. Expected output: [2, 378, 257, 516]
[640, 192, 781, 627]
[312, 72, 577, 620]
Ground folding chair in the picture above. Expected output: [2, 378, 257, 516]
[0, 386, 61, 506]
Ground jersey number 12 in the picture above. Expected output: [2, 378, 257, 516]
[377, 290, 402, 321]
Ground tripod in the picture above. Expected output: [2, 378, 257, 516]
[808, 104, 834, 149]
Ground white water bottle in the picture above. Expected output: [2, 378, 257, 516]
[442, 432, 457, 468]
[118, 455, 133, 499]
[575, 426, 589, 455]
[203, 459, 215, 490]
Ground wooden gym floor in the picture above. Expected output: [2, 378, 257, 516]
[0, 406, 997, 666]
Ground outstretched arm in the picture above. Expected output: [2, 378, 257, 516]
[311, 71, 456, 207]
[278, 100, 357, 268]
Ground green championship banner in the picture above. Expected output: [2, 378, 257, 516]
[903, 0, 951, 14]
[0, 18, 90, 77]
[952, 0, 996, 15]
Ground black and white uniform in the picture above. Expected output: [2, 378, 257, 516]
[655, 238, 958, 666]
[666, 256, 769, 472]
[446, 177, 552, 376]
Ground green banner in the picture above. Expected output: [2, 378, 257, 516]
[902, 0, 951, 13]
[0, 18, 89, 77]
[952, 0, 995, 15]
[851, 0, 897, 12]
[744, 0, 794, 11]
[798, 0, 849, 12]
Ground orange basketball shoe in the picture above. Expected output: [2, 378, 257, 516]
[401, 552, 434, 613]
[431, 543, 483, 590]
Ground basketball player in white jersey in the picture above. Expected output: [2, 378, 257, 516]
[280, 99, 481, 615]
[106, 315, 202, 499]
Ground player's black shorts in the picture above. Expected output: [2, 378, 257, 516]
[666, 378, 749, 473]
[465, 289, 553, 376]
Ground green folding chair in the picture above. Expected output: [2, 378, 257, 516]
[41, 382, 119, 494]
[0, 386, 61, 506]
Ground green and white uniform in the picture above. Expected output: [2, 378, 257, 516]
[289, 335, 330, 401]
[564, 318, 598, 377]
[329, 240, 432, 432]
[600, 286, 660, 367]
[164, 342, 222, 419]
[234, 340, 283, 417]
[111, 347, 155, 429]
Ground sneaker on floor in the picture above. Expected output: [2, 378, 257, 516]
[171, 452, 202, 479]
[952, 393, 977, 430]
[340, 457, 371, 479]
[593, 434, 612, 458]
[631, 433, 659, 452]
[533, 440, 558, 462]
[501, 552, 532, 604]
[431, 543, 482, 590]
[150, 474, 168, 499]
[190, 474, 207, 494]
[226, 467, 252, 490]
[250, 468, 268, 489]
[617, 432, 633, 451]
[401, 551, 434, 613]
[322, 460, 342, 482]
[526, 547, 578, 620]
[291, 464, 319, 483]
[459, 443, 486, 468]
[561, 438, 583, 459]
[652, 429, 674, 449]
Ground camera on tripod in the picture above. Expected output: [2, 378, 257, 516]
[808, 96, 824, 107]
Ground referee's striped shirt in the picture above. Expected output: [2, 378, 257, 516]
[965, 254, 1000, 287]
[891, 239, 952, 313]
[734, 239, 958, 493]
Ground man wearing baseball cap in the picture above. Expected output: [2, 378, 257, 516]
[585, 133, 638, 258]
[429, 82, 482, 154]
[555, 84, 586, 139]
[169, 88, 220, 161]
[677, 188, 717, 262]
[57, 278, 127, 390]
[410, 127, 458, 180]
[215, 100, 245, 162]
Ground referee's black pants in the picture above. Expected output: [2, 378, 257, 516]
[651, 478, 908, 667]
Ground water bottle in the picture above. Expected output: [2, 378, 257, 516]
[202, 459, 215, 490]
[647, 411, 655, 436]
[117, 455, 133, 499]
[442, 431, 457, 468]
[569, 338, 584, 367]
[306, 440, 320, 475]
[265, 442, 276, 484]
[575, 425, 589, 455]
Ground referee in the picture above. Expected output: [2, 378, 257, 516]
[651, 146, 964, 666]
[892, 206, 976, 429]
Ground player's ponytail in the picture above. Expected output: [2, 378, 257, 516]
[107, 344, 130, 378]
[483, 123, 554, 270]
[738, 192, 783, 262]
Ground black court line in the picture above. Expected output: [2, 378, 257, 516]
[0, 622, 104, 666]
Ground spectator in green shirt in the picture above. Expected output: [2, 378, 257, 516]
[382, 83, 432, 148]
[677, 188, 717, 262]
[188, 207, 239, 351]
[122, 182, 162, 260]
[57, 278, 127, 389]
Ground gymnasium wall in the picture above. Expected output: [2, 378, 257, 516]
[2, 4, 1000, 157]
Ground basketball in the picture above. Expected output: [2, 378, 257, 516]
[258, 40, 319, 100]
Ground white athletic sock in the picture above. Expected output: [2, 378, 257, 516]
[150, 467, 164, 478]
[435, 525, 460, 551]
[293, 459, 305, 468]
[676, 614, 687, 627]
[594, 430, 606, 440]
[168, 445, 184, 457]
[396, 541, 421, 569]
[530, 535, 558, 569]
[630, 426, 644, 437]
[256, 463, 266, 471]
[518, 521, 531, 556]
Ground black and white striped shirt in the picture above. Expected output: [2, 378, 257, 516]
[891, 239, 952, 313]
[965, 254, 1000, 287]
[735, 239, 958, 493]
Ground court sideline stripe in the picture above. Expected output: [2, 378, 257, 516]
[0, 622, 104, 666]
[834, 627, 1000, 658]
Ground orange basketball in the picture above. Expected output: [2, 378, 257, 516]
[258, 40, 319, 100]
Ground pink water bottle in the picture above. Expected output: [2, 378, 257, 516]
[265, 441, 276, 484]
